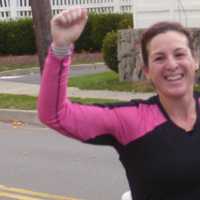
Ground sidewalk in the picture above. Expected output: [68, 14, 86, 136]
[0, 68, 154, 126]
[0, 80, 153, 101]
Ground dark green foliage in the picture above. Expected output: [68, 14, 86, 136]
[101, 14, 132, 73]
[90, 14, 119, 51]
[102, 31, 118, 73]
[0, 18, 36, 55]
[76, 13, 133, 52]
[0, 13, 132, 55]
[118, 14, 133, 29]
[90, 13, 133, 51]
[75, 14, 94, 52]
[0, 21, 8, 54]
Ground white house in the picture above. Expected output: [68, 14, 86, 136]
[0, 0, 134, 20]
[133, 0, 200, 28]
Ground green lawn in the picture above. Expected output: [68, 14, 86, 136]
[0, 94, 37, 110]
[69, 71, 154, 92]
[0, 94, 122, 110]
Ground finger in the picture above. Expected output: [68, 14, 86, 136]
[52, 13, 67, 27]
[65, 7, 82, 23]
[63, 7, 87, 24]
[71, 7, 82, 21]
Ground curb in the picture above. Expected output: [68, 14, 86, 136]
[0, 109, 43, 127]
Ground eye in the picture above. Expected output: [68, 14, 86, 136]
[174, 50, 188, 58]
[154, 56, 164, 62]
[175, 53, 185, 58]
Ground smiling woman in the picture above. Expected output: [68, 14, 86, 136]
[145, 31, 197, 101]
[142, 22, 199, 132]
[38, 6, 200, 200]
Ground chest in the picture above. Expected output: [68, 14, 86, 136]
[119, 122, 200, 194]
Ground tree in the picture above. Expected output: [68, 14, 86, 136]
[30, 0, 52, 73]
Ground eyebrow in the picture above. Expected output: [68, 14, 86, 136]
[174, 47, 188, 52]
[151, 47, 188, 57]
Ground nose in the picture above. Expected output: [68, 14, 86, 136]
[166, 55, 178, 71]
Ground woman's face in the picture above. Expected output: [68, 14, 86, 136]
[144, 31, 198, 99]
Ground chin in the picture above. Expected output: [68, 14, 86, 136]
[158, 87, 190, 99]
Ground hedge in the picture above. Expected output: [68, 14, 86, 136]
[102, 14, 133, 72]
[76, 13, 133, 52]
[0, 18, 35, 55]
[102, 31, 118, 73]
[0, 13, 133, 55]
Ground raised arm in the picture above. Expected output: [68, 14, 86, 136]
[37, 7, 126, 145]
[37, 7, 161, 146]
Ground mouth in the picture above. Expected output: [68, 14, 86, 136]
[164, 74, 184, 82]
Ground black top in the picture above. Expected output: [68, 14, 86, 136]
[86, 93, 200, 200]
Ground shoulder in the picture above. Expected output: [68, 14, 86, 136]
[93, 94, 159, 110]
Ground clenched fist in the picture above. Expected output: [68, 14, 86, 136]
[51, 7, 88, 48]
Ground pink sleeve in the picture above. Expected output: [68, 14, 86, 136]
[38, 49, 166, 146]
[37, 50, 122, 142]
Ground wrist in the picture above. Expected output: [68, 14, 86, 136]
[51, 43, 74, 59]
[51, 41, 72, 48]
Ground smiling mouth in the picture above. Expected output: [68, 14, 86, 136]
[164, 74, 184, 81]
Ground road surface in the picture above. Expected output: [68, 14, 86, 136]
[0, 121, 129, 200]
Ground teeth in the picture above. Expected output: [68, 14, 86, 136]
[165, 74, 182, 81]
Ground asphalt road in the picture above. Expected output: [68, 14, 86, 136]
[0, 121, 129, 200]
[0, 65, 109, 85]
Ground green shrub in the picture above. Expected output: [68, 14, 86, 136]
[102, 31, 118, 73]
[0, 18, 36, 55]
[101, 14, 132, 73]
[0, 13, 133, 55]
[0, 21, 8, 54]
[90, 14, 120, 51]
[76, 14, 94, 52]
[76, 13, 133, 52]
[118, 15, 133, 29]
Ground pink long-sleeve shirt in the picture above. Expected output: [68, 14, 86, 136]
[38, 49, 166, 145]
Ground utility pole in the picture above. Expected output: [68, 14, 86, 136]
[30, 0, 52, 74]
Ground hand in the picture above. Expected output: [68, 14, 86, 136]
[51, 7, 88, 48]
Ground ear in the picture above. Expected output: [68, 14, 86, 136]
[143, 66, 151, 80]
[194, 60, 199, 71]
[193, 54, 199, 71]
[195, 65, 199, 71]
[196, 60, 199, 71]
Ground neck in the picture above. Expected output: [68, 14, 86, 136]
[159, 92, 196, 131]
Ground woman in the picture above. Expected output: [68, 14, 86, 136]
[38, 6, 200, 200]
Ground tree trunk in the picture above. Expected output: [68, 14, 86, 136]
[30, 0, 52, 74]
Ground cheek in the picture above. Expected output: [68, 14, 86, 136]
[146, 65, 162, 80]
[184, 61, 197, 74]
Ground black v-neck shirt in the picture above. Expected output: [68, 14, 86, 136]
[119, 93, 200, 200]
[86, 93, 200, 200]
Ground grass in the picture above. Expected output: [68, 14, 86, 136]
[0, 94, 122, 110]
[69, 71, 154, 92]
[0, 64, 38, 72]
[0, 94, 37, 110]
